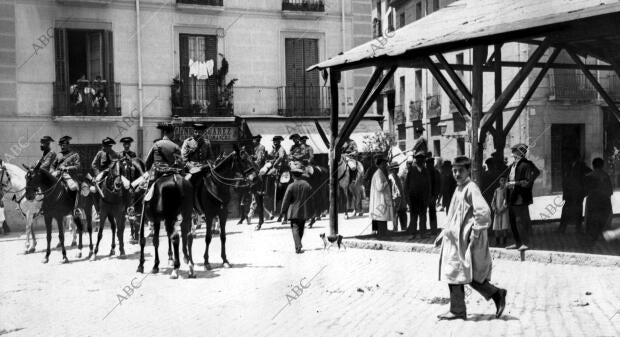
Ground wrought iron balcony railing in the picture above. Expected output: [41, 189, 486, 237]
[277, 85, 331, 117]
[177, 0, 223, 5]
[53, 80, 121, 116]
[426, 94, 441, 119]
[409, 100, 422, 121]
[282, 0, 325, 12]
[171, 79, 234, 117]
[549, 72, 597, 101]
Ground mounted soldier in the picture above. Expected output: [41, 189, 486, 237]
[342, 137, 360, 183]
[288, 133, 307, 166]
[251, 134, 267, 168]
[300, 135, 315, 176]
[120, 137, 137, 160]
[181, 123, 215, 172]
[265, 135, 287, 176]
[144, 123, 183, 184]
[91, 137, 120, 181]
[37, 136, 57, 171]
[52, 136, 80, 192]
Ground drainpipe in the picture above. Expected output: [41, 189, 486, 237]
[136, 0, 144, 157]
[341, 0, 348, 115]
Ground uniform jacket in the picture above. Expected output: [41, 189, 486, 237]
[252, 143, 267, 167]
[509, 158, 540, 205]
[121, 150, 137, 159]
[145, 136, 181, 170]
[369, 168, 393, 221]
[303, 143, 314, 164]
[269, 145, 287, 169]
[405, 163, 431, 201]
[91, 149, 120, 175]
[181, 136, 214, 164]
[38, 150, 57, 171]
[439, 178, 493, 284]
[289, 144, 306, 162]
[281, 178, 312, 220]
[53, 150, 81, 174]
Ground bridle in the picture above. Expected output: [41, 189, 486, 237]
[208, 151, 254, 189]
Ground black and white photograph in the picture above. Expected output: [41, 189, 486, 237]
[1, 0, 620, 336]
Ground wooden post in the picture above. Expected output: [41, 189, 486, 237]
[494, 44, 505, 164]
[471, 46, 486, 184]
[329, 69, 341, 238]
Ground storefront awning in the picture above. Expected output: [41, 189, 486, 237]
[317, 119, 383, 152]
[245, 120, 329, 154]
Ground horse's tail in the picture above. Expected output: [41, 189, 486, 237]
[152, 174, 190, 222]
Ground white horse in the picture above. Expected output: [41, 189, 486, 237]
[0, 162, 43, 253]
[337, 155, 365, 219]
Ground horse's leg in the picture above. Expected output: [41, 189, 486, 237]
[137, 207, 146, 273]
[74, 213, 83, 258]
[42, 216, 52, 263]
[152, 220, 161, 274]
[203, 215, 213, 270]
[167, 233, 173, 267]
[86, 212, 94, 257]
[91, 210, 106, 261]
[109, 212, 117, 256]
[167, 218, 181, 279]
[57, 216, 68, 263]
[70, 216, 77, 247]
[115, 209, 126, 257]
[24, 212, 33, 254]
[181, 207, 195, 278]
[220, 211, 230, 268]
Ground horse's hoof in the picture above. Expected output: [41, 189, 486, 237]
[55, 243, 62, 249]
[183, 256, 189, 264]
[41, 257, 49, 264]
[87, 250, 93, 258]
[61, 256, 69, 264]
[170, 270, 179, 279]
[222, 262, 232, 268]
[254, 225, 261, 231]
[152, 267, 159, 274]
[71, 241, 77, 247]
[204, 263, 212, 271]
[168, 259, 174, 267]
[75, 251, 82, 259]
[188, 265, 196, 278]
[119, 249, 126, 258]
[109, 249, 115, 257]
[137, 265, 144, 273]
[89, 254, 97, 262]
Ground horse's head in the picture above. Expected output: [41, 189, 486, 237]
[103, 160, 125, 192]
[233, 145, 262, 187]
[22, 163, 51, 200]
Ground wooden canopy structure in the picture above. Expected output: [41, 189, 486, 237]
[308, 0, 620, 238]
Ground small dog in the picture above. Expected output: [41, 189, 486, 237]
[320, 233, 346, 250]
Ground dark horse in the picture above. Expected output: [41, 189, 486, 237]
[73, 179, 99, 259]
[23, 165, 76, 264]
[118, 156, 146, 245]
[191, 146, 255, 270]
[90, 160, 130, 260]
[137, 169, 194, 279]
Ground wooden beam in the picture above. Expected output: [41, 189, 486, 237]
[481, 41, 549, 132]
[503, 47, 562, 137]
[568, 50, 620, 124]
[494, 43, 505, 160]
[434, 53, 473, 104]
[328, 69, 341, 238]
[423, 56, 470, 120]
[471, 46, 485, 185]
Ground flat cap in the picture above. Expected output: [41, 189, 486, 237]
[272, 135, 284, 142]
[192, 123, 207, 130]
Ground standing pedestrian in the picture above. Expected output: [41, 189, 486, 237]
[435, 156, 507, 320]
[388, 162, 407, 232]
[584, 158, 613, 241]
[559, 152, 590, 234]
[491, 176, 510, 247]
[280, 161, 312, 254]
[370, 156, 392, 236]
[506, 144, 540, 251]
[426, 153, 441, 235]
[439, 160, 457, 213]
[405, 150, 431, 238]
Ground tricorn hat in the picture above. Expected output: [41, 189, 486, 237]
[102, 137, 116, 146]
[59, 136, 72, 144]
[40, 136, 54, 143]
[252, 134, 262, 140]
[289, 133, 300, 140]
[157, 122, 175, 132]
[272, 135, 284, 142]
[300, 135, 309, 141]
[120, 137, 134, 144]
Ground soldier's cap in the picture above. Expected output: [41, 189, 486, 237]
[157, 122, 175, 132]
[414, 150, 426, 158]
[289, 133, 300, 140]
[102, 137, 116, 146]
[511, 143, 528, 155]
[453, 156, 471, 168]
[300, 135, 309, 141]
[120, 137, 134, 144]
[192, 123, 207, 130]
[272, 135, 284, 142]
[40, 136, 54, 143]
[414, 126, 425, 132]
[252, 134, 262, 140]
[59, 136, 72, 144]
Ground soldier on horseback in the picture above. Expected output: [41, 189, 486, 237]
[145, 123, 183, 182]
[91, 137, 120, 180]
[120, 137, 137, 159]
[181, 123, 215, 171]
[266, 135, 287, 176]
[247, 134, 267, 229]
[52, 136, 80, 192]
[37, 136, 57, 171]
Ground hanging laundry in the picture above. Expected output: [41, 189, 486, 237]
[205, 59, 214, 78]
[189, 58, 200, 78]
[197, 61, 209, 80]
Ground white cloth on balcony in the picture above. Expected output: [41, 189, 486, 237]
[189, 58, 200, 78]
[206, 59, 214, 77]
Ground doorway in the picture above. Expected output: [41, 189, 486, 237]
[551, 124, 585, 192]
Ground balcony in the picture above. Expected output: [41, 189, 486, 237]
[277, 85, 331, 117]
[548, 72, 597, 101]
[426, 94, 441, 119]
[393, 105, 406, 124]
[177, 0, 223, 5]
[282, 0, 325, 11]
[56, 0, 112, 6]
[176, 0, 224, 13]
[606, 73, 620, 101]
[409, 100, 422, 121]
[171, 80, 234, 118]
[53, 80, 121, 117]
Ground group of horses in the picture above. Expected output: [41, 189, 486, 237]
[0, 146, 368, 279]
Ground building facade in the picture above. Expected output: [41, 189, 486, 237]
[371, 0, 620, 196]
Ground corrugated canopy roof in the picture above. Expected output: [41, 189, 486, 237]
[309, 0, 620, 71]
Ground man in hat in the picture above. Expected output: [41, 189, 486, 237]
[388, 161, 407, 232]
[435, 156, 507, 320]
[405, 150, 431, 238]
[267, 135, 287, 176]
[506, 143, 540, 251]
[299, 136, 314, 165]
[181, 123, 215, 170]
[91, 137, 120, 178]
[280, 161, 312, 253]
[342, 138, 358, 158]
[426, 152, 441, 235]
[251, 135, 267, 168]
[412, 126, 428, 154]
[52, 136, 80, 191]
[289, 133, 310, 171]
[370, 156, 392, 236]
[120, 137, 137, 159]
[145, 123, 182, 174]
[37, 136, 57, 171]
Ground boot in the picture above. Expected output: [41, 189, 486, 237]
[2, 221, 10, 234]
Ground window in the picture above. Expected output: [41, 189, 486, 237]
[53, 28, 118, 116]
[397, 124, 406, 151]
[433, 139, 441, 157]
[387, 9, 394, 31]
[415, 2, 422, 20]
[399, 13, 405, 28]
[456, 52, 464, 78]
[283, 38, 321, 116]
[177, 34, 219, 116]
[415, 70, 423, 100]
[376, 96, 384, 115]
[457, 137, 465, 155]
[399, 76, 406, 109]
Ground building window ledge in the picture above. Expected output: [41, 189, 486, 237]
[51, 116, 126, 123]
[282, 10, 326, 20]
[176, 2, 225, 14]
[56, 0, 112, 6]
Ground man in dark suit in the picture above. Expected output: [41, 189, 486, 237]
[406, 150, 431, 238]
[559, 151, 591, 234]
[281, 161, 312, 254]
[426, 153, 441, 235]
[506, 144, 540, 251]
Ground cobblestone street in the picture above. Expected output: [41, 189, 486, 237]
[1, 215, 619, 337]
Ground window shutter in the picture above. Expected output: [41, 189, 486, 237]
[54, 28, 68, 116]
[103, 30, 115, 114]
[303, 39, 319, 115]
[179, 34, 189, 107]
[284, 38, 298, 116]
[205, 35, 218, 109]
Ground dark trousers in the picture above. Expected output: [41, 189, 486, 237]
[449, 280, 501, 315]
[290, 219, 305, 251]
[408, 196, 427, 234]
[509, 204, 530, 246]
[559, 197, 583, 232]
[586, 207, 611, 240]
[372, 220, 388, 235]
[428, 198, 437, 232]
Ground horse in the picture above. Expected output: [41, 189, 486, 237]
[118, 156, 146, 245]
[337, 155, 365, 219]
[192, 146, 255, 271]
[72, 179, 98, 259]
[136, 167, 194, 279]
[0, 162, 42, 254]
[23, 165, 76, 263]
[90, 160, 131, 261]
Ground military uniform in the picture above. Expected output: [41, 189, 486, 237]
[38, 150, 57, 172]
[92, 150, 120, 176]
[342, 139, 358, 157]
[52, 142, 81, 191]
[253, 142, 267, 168]
[121, 150, 137, 159]
[181, 136, 214, 167]
[300, 137, 314, 165]
[145, 135, 181, 170]
[268, 144, 287, 175]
